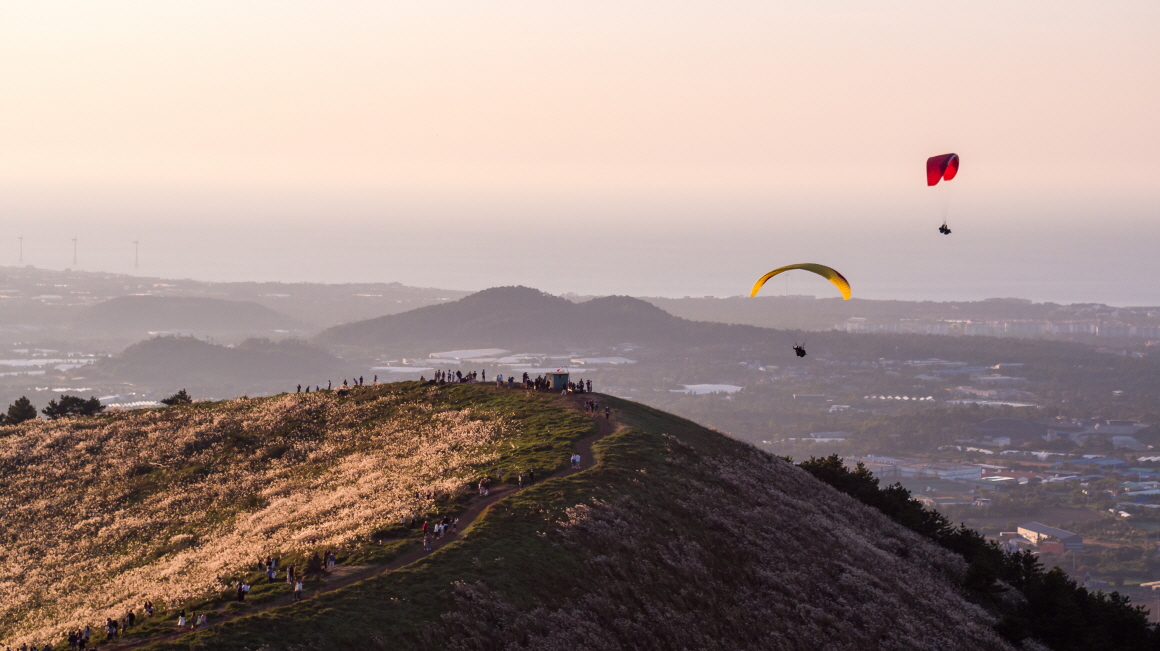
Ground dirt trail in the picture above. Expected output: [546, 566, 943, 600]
[106, 394, 621, 650]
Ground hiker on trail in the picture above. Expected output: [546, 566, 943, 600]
[518, 473, 524, 488]
[481, 370, 486, 382]
[423, 533, 432, 551]
[587, 379, 592, 392]
[508, 376, 515, 388]
[176, 612, 185, 629]
[327, 551, 337, 569]
[198, 613, 207, 627]
[287, 564, 296, 584]
[188, 612, 197, 630]
[374, 374, 378, 384]
[605, 406, 610, 419]
[267, 566, 277, 582]
[422, 520, 428, 535]
[327, 380, 332, 390]
[126, 609, 135, 628]
[528, 468, 535, 484]
[297, 384, 301, 393]
[307, 552, 324, 576]
[294, 580, 304, 602]
[452, 517, 458, 534]
[359, 375, 364, 386]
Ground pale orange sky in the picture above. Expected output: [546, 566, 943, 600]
[1, 2, 1156, 205]
[0, 2, 1157, 301]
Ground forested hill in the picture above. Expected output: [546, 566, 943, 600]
[314, 285, 767, 352]
[1, 383, 1023, 650]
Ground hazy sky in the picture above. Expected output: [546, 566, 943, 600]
[1, 2, 1157, 302]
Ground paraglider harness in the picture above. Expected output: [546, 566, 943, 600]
[938, 223, 951, 235]
[792, 345, 807, 358]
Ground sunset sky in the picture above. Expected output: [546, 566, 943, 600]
[1, 2, 1157, 301]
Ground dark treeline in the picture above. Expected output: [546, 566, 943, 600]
[797, 454, 1157, 651]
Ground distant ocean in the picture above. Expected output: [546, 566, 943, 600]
[4, 196, 1158, 306]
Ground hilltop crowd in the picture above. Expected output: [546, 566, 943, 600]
[292, 371, 595, 396]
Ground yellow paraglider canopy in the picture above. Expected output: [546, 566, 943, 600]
[750, 263, 851, 300]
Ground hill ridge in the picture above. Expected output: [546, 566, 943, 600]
[102, 394, 623, 650]
[314, 285, 762, 352]
[0, 383, 1019, 650]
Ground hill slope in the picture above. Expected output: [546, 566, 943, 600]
[70, 296, 300, 337]
[315, 285, 762, 352]
[90, 336, 343, 388]
[1, 384, 1016, 650]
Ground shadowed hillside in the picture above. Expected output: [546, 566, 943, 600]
[70, 296, 300, 337]
[315, 285, 763, 352]
[90, 336, 342, 386]
[0, 383, 1078, 650]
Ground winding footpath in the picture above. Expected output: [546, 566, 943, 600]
[106, 394, 622, 650]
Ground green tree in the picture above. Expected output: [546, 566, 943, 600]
[42, 395, 105, 420]
[160, 389, 193, 406]
[3, 396, 37, 425]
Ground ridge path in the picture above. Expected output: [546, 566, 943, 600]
[106, 393, 621, 650]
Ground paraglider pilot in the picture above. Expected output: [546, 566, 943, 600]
[938, 223, 951, 235]
[792, 345, 807, 358]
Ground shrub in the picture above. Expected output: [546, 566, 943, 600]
[161, 389, 194, 406]
[41, 395, 105, 419]
[3, 397, 38, 425]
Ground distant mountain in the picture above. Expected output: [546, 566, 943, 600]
[91, 336, 342, 386]
[315, 286, 763, 352]
[69, 296, 300, 336]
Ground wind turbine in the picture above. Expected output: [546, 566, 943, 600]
[133, 240, 139, 268]
[72, 237, 77, 265]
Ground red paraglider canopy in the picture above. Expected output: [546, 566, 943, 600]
[926, 153, 959, 186]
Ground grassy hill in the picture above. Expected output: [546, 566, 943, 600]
[0, 383, 1024, 650]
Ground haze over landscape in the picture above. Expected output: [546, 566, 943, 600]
[3, 2, 1160, 650]
[1, 1, 1157, 302]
